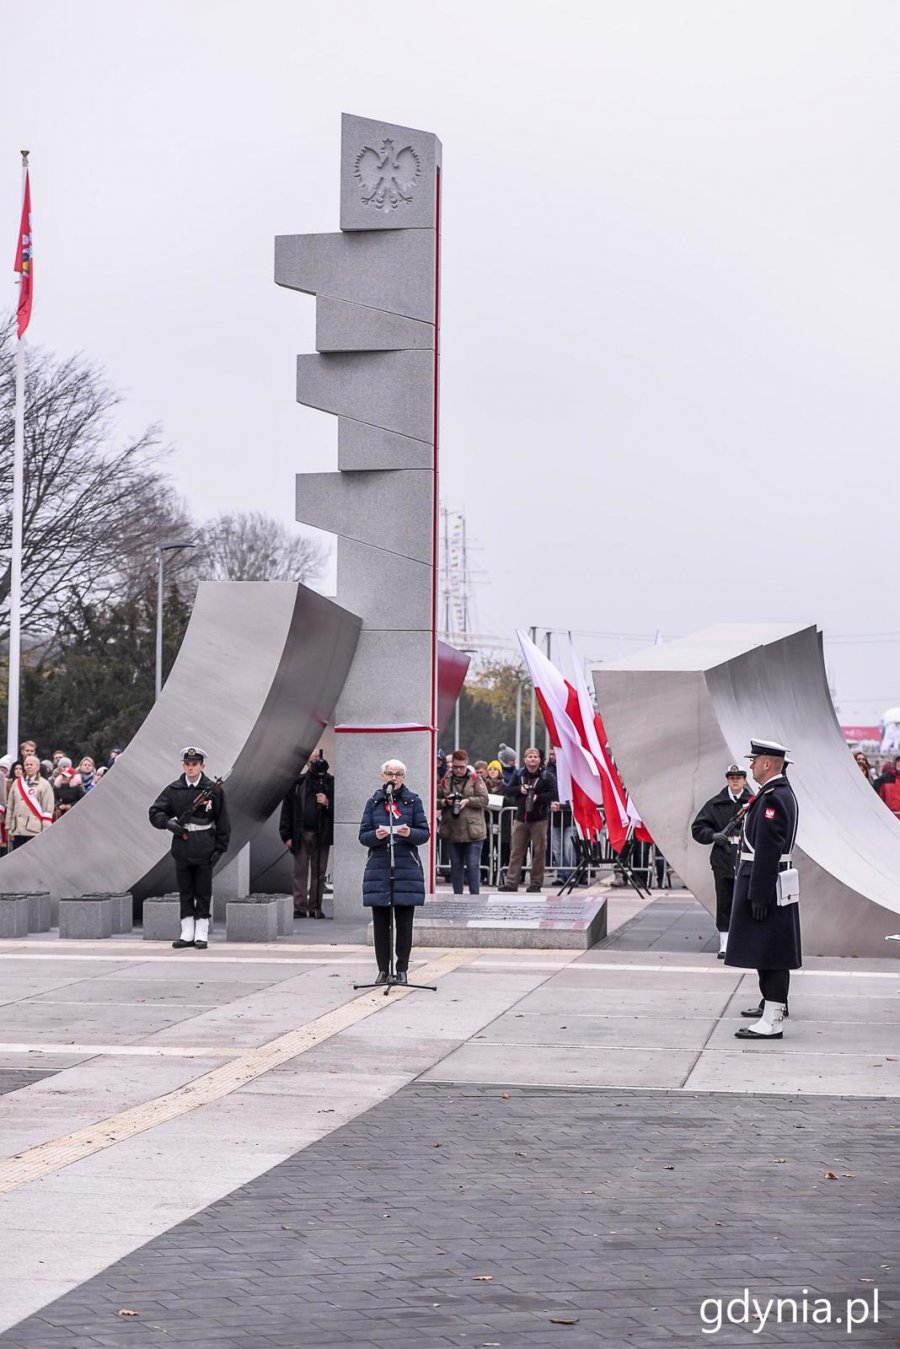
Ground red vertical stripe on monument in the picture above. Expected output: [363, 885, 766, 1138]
[429, 164, 442, 887]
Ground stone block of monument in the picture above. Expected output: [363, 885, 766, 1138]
[80, 891, 133, 934]
[25, 891, 51, 932]
[278, 112, 442, 922]
[59, 896, 114, 940]
[227, 896, 279, 943]
[0, 895, 30, 938]
[142, 895, 181, 942]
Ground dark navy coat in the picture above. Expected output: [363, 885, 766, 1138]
[725, 774, 801, 971]
[691, 784, 753, 876]
[359, 784, 430, 907]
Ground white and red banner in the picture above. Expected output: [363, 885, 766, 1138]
[516, 630, 651, 852]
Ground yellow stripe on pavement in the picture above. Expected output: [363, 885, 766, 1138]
[0, 950, 476, 1197]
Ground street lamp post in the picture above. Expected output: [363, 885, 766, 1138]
[155, 542, 195, 699]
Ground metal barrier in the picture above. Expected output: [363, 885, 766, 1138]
[436, 805, 657, 892]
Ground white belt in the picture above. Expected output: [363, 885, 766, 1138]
[184, 822, 213, 832]
[740, 851, 792, 864]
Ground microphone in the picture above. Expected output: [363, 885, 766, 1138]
[385, 780, 394, 800]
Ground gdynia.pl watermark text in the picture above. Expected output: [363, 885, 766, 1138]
[700, 1289, 879, 1335]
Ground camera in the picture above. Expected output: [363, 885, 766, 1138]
[446, 791, 464, 818]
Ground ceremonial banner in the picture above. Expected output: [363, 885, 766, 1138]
[14, 169, 32, 337]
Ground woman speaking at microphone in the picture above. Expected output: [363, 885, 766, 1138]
[358, 759, 430, 985]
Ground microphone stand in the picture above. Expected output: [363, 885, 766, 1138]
[355, 781, 437, 997]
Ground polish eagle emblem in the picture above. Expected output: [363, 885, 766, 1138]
[354, 139, 421, 212]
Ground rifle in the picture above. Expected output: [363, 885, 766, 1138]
[168, 770, 231, 841]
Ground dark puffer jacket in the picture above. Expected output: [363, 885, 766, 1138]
[358, 784, 430, 907]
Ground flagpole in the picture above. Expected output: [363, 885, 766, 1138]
[8, 150, 29, 758]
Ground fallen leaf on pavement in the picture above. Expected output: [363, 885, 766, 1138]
[550, 1316, 579, 1325]
[824, 1171, 838, 1180]
[116, 1309, 139, 1318]
[474, 1275, 493, 1282]
[501, 1092, 510, 1099]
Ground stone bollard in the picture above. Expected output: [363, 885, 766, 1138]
[79, 892, 133, 934]
[251, 893, 294, 935]
[226, 895, 279, 943]
[0, 894, 31, 938]
[142, 894, 181, 942]
[59, 895, 114, 940]
[24, 891, 52, 933]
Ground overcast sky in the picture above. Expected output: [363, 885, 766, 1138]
[3, 0, 899, 724]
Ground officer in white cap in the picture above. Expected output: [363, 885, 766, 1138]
[725, 739, 800, 1039]
[149, 747, 230, 949]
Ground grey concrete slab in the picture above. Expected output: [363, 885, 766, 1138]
[335, 629, 435, 725]
[338, 419, 433, 471]
[297, 468, 433, 568]
[335, 538, 433, 631]
[684, 1048, 900, 1095]
[316, 296, 433, 352]
[142, 896, 180, 941]
[480, 1012, 719, 1051]
[58, 897, 114, 940]
[705, 1016, 900, 1056]
[420, 1041, 695, 1088]
[275, 228, 436, 321]
[513, 984, 738, 1017]
[0, 1000, 200, 1042]
[28, 976, 274, 1006]
[296, 350, 434, 441]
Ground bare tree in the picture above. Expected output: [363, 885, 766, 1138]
[0, 322, 193, 644]
[196, 511, 329, 584]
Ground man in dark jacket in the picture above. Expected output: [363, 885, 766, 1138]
[725, 738, 800, 1040]
[691, 764, 754, 957]
[498, 747, 557, 893]
[149, 746, 230, 949]
[279, 752, 335, 918]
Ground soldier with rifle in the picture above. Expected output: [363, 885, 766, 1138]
[691, 764, 754, 958]
[149, 746, 231, 949]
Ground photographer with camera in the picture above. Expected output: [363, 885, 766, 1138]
[498, 747, 557, 893]
[437, 749, 489, 895]
[279, 750, 335, 919]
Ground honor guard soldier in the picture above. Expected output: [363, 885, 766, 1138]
[724, 738, 801, 1039]
[691, 764, 754, 957]
[149, 747, 231, 949]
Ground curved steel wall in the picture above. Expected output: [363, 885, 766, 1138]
[0, 581, 360, 909]
[593, 623, 900, 957]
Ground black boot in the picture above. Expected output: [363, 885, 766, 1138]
[172, 938, 194, 949]
[374, 970, 389, 985]
[741, 1002, 789, 1018]
[395, 971, 408, 986]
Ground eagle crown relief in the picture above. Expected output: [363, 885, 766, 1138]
[354, 138, 422, 212]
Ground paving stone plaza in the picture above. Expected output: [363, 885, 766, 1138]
[0, 891, 897, 1346]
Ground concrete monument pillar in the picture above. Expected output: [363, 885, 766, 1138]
[276, 114, 442, 920]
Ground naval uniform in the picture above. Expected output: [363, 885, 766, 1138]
[724, 772, 800, 1003]
[149, 773, 231, 924]
[691, 783, 753, 932]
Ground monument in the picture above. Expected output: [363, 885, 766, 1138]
[276, 114, 443, 920]
[593, 622, 900, 957]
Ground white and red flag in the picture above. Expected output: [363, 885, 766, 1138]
[516, 630, 647, 852]
[14, 168, 32, 337]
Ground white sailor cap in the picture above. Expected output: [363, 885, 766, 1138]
[180, 745, 207, 761]
[746, 738, 791, 763]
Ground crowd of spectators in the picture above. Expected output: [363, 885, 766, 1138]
[436, 742, 573, 895]
[0, 739, 123, 850]
[856, 750, 900, 816]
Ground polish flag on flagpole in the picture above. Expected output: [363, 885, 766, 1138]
[516, 630, 638, 851]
